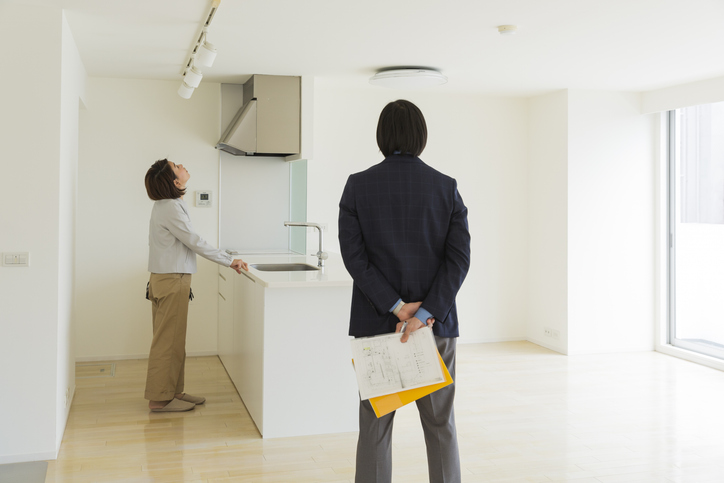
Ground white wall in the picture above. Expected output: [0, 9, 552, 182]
[0, 3, 85, 463]
[219, 153, 291, 251]
[642, 75, 724, 114]
[526, 90, 656, 355]
[57, 12, 87, 448]
[567, 90, 655, 354]
[75, 78, 223, 360]
[527, 90, 569, 353]
[308, 79, 530, 343]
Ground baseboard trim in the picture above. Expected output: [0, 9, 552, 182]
[526, 337, 567, 355]
[458, 336, 526, 344]
[57, 384, 76, 450]
[0, 451, 57, 465]
[75, 351, 218, 363]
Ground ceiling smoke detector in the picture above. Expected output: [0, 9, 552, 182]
[497, 25, 518, 35]
[369, 68, 448, 89]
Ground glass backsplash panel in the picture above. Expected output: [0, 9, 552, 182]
[289, 159, 308, 254]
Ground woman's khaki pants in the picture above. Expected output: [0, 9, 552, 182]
[144, 273, 192, 401]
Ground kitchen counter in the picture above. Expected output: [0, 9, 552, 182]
[218, 251, 359, 438]
[232, 252, 353, 288]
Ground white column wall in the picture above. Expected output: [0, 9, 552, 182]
[75, 79, 223, 360]
[567, 90, 655, 354]
[309, 79, 529, 343]
[527, 90, 570, 353]
[57, 12, 87, 447]
[0, 3, 84, 463]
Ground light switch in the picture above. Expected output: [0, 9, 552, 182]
[2, 252, 30, 267]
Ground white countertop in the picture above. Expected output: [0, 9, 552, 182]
[228, 252, 353, 288]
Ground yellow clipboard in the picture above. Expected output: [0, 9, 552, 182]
[368, 351, 453, 418]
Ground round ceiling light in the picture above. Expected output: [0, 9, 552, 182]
[369, 68, 448, 89]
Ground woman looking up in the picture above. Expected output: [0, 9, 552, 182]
[144, 158, 248, 412]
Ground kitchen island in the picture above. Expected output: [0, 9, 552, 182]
[218, 252, 359, 438]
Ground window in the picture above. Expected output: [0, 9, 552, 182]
[669, 102, 724, 360]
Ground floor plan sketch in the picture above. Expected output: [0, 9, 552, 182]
[357, 338, 402, 398]
[351, 327, 444, 400]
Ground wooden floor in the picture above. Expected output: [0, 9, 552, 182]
[45, 342, 724, 482]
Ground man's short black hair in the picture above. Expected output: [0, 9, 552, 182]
[376, 99, 427, 157]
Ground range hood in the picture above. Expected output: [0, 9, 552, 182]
[217, 74, 300, 156]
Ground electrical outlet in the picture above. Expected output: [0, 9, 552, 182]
[544, 327, 552, 338]
[2, 252, 30, 267]
[65, 388, 70, 408]
[551, 329, 560, 340]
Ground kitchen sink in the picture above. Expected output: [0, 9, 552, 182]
[250, 263, 320, 272]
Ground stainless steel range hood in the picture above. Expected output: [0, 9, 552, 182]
[216, 75, 300, 156]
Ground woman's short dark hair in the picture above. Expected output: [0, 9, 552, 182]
[145, 159, 185, 200]
[376, 99, 427, 157]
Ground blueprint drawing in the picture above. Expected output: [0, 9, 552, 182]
[351, 327, 444, 400]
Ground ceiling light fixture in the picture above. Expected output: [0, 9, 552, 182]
[369, 68, 448, 89]
[178, 0, 221, 99]
[195, 40, 217, 67]
[184, 65, 203, 88]
[178, 81, 195, 100]
[497, 25, 518, 35]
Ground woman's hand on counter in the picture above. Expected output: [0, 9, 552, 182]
[230, 259, 249, 274]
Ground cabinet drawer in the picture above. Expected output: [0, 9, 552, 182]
[218, 268, 232, 300]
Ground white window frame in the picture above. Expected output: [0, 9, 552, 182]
[655, 109, 724, 371]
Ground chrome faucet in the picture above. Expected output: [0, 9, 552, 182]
[284, 221, 329, 267]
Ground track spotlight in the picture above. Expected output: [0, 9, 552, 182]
[184, 65, 203, 88]
[196, 41, 217, 67]
[178, 81, 195, 99]
[178, 0, 221, 99]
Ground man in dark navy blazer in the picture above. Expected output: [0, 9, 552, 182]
[339, 99, 471, 483]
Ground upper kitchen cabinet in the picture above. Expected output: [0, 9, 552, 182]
[217, 75, 300, 157]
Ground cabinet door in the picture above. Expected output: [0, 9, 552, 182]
[234, 274, 255, 387]
[234, 272, 264, 427]
[218, 268, 234, 376]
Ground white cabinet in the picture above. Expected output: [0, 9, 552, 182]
[216, 254, 358, 439]
[257, 285, 358, 438]
[234, 271, 264, 429]
[217, 267, 234, 378]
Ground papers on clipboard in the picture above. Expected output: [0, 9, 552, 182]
[368, 351, 452, 418]
[350, 327, 447, 401]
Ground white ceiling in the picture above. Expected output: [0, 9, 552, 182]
[50, 0, 724, 96]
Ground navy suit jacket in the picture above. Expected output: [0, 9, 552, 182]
[338, 154, 471, 338]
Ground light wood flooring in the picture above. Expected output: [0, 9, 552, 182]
[45, 342, 724, 482]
